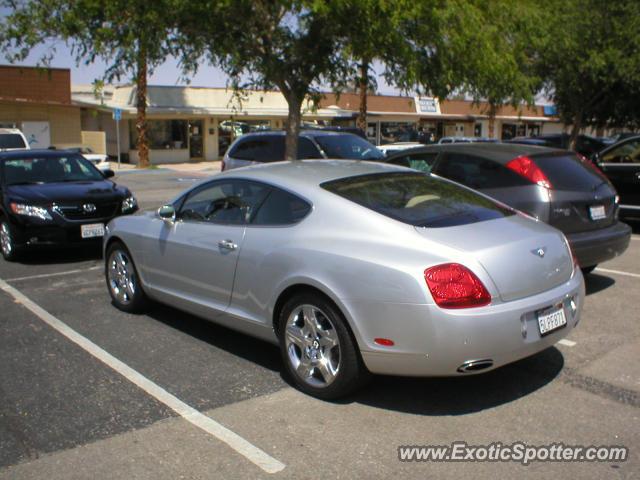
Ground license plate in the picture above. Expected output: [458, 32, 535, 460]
[81, 223, 105, 238]
[537, 305, 567, 336]
[589, 204, 606, 220]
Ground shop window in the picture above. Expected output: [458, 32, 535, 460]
[129, 120, 188, 149]
[501, 123, 517, 140]
[379, 122, 418, 145]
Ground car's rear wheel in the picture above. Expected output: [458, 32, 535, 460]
[278, 292, 369, 399]
[106, 241, 147, 313]
[0, 220, 20, 262]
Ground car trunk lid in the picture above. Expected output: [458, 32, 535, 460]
[416, 215, 574, 302]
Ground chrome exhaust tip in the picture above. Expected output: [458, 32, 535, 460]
[457, 359, 494, 373]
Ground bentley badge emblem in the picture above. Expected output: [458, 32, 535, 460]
[532, 247, 546, 258]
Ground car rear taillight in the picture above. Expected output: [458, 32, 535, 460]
[506, 155, 552, 189]
[424, 263, 491, 309]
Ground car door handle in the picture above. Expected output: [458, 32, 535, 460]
[218, 239, 238, 251]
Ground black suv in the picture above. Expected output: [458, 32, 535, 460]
[222, 130, 384, 170]
[591, 135, 640, 219]
[386, 143, 631, 272]
[0, 149, 137, 261]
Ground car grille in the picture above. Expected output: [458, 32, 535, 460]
[54, 202, 119, 220]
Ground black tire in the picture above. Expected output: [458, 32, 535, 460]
[0, 220, 21, 262]
[581, 265, 597, 275]
[105, 241, 148, 313]
[277, 292, 370, 399]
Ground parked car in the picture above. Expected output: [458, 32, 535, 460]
[222, 130, 384, 170]
[56, 145, 111, 171]
[591, 135, 640, 218]
[437, 136, 474, 144]
[376, 142, 422, 156]
[0, 128, 30, 151]
[104, 160, 584, 399]
[386, 143, 631, 273]
[506, 133, 608, 158]
[0, 149, 137, 261]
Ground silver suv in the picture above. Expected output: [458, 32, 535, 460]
[222, 130, 384, 170]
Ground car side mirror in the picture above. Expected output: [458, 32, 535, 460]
[102, 169, 115, 178]
[158, 204, 176, 222]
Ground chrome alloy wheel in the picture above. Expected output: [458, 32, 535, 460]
[0, 222, 12, 257]
[107, 249, 137, 305]
[285, 304, 341, 387]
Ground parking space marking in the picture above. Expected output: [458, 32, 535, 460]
[595, 267, 640, 279]
[0, 277, 286, 474]
[557, 339, 577, 347]
[6, 266, 102, 282]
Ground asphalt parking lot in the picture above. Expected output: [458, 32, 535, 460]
[1, 167, 639, 479]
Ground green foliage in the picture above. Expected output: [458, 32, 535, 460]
[539, 0, 640, 130]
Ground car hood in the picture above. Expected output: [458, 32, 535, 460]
[6, 180, 128, 204]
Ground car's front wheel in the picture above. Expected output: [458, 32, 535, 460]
[105, 241, 148, 313]
[0, 220, 20, 262]
[278, 292, 369, 399]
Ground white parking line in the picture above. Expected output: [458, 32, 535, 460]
[6, 266, 102, 282]
[595, 267, 640, 279]
[0, 277, 286, 474]
[558, 339, 577, 347]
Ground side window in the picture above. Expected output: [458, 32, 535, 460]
[251, 188, 311, 225]
[601, 140, 640, 164]
[229, 138, 259, 161]
[178, 180, 269, 225]
[390, 153, 438, 173]
[297, 137, 322, 159]
[253, 136, 285, 162]
[435, 153, 529, 189]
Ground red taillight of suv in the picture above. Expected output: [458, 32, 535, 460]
[506, 155, 553, 189]
[424, 263, 491, 309]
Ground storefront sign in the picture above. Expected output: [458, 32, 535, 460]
[416, 97, 440, 114]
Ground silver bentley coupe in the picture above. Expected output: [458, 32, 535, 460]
[104, 160, 584, 399]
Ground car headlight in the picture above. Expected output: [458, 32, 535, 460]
[121, 195, 137, 213]
[10, 202, 52, 221]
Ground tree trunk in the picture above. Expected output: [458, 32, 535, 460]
[569, 114, 582, 151]
[488, 104, 497, 139]
[284, 92, 303, 161]
[356, 58, 369, 133]
[136, 48, 150, 168]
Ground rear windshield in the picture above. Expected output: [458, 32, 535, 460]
[533, 153, 605, 191]
[321, 172, 514, 228]
[314, 134, 384, 160]
[0, 134, 27, 149]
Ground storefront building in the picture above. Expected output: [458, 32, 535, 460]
[72, 83, 562, 164]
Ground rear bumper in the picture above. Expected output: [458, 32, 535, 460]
[566, 221, 631, 268]
[351, 271, 584, 377]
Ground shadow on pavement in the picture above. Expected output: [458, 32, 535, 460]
[145, 302, 282, 373]
[343, 347, 565, 415]
[584, 273, 616, 295]
[14, 244, 102, 265]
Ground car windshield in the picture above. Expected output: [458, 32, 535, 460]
[2, 155, 104, 185]
[314, 134, 384, 160]
[0, 134, 27, 149]
[322, 172, 514, 228]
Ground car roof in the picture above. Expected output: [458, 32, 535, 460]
[387, 142, 567, 163]
[234, 129, 359, 139]
[0, 149, 80, 160]
[216, 159, 409, 189]
[0, 128, 24, 134]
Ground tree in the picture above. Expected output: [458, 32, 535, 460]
[538, 0, 640, 147]
[0, 0, 179, 168]
[177, 0, 349, 160]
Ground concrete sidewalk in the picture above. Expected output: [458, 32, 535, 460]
[112, 161, 222, 175]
